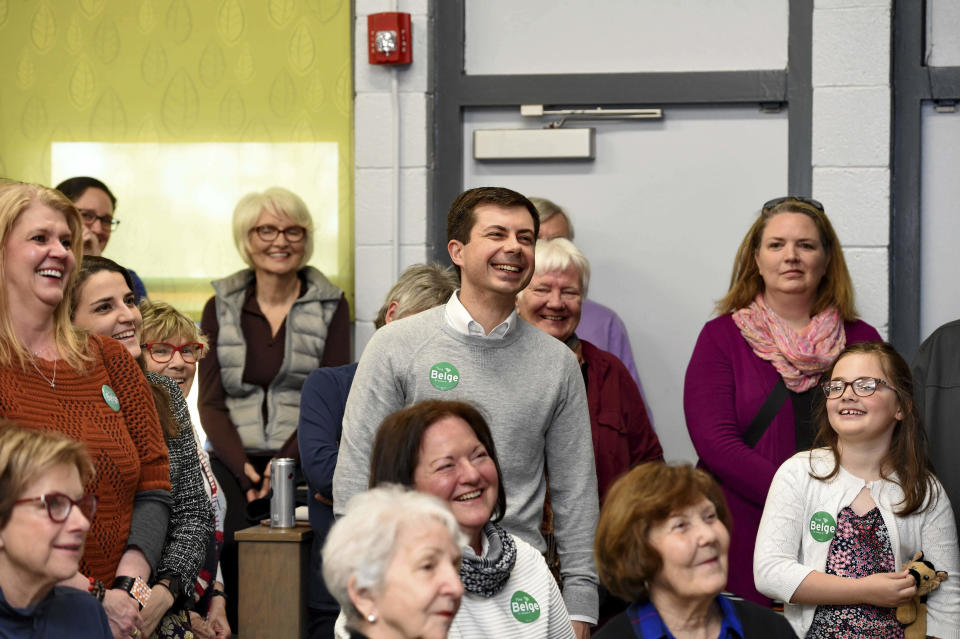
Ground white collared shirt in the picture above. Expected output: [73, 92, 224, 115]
[444, 291, 517, 339]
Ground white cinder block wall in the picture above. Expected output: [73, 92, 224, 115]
[353, 0, 432, 356]
[352, 0, 895, 355]
[812, 0, 892, 337]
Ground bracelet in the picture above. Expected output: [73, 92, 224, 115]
[88, 577, 106, 602]
[111, 576, 151, 610]
[209, 589, 227, 602]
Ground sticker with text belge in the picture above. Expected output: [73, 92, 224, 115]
[101, 384, 120, 412]
[429, 362, 460, 391]
[809, 511, 837, 542]
[510, 590, 541, 623]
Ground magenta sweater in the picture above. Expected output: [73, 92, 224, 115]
[683, 314, 881, 604]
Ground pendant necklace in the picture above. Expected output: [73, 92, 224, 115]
[30, 351, 57, 389]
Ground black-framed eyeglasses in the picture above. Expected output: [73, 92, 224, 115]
[762, 196, 824, 214]
[78, 209, 120, 231]
[141, 341, 204, 364]
[822, 377, 893, 399]
[13, 492, 98, 523]
[250, 225, 306, 243]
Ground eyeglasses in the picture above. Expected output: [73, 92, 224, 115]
[762, 196, 824, 214]
[822, 377, 893, 399]
[13, 492, 98, 523]
[250, 225, 306, 243]
[141, 342, 204, 364]
[78, 209, 120, 231]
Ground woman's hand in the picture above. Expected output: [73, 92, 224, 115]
[859, 570, 917, 608]
[139, 583, 174, 638]
[243, 462, 261, 502]
[188, 612, 214, 639]
[255, 462, 272, 500]
[102, 589, 142, 639]
[571, 620, 590, 639]
[206, 594, 232, 638]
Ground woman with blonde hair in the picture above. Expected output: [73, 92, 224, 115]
[684, 196, 881, 605]
[198, 187, 350, 629]
[0, 181, 170, 639]
[0, 422, 111, 637]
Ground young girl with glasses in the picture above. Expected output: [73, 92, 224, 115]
[754, 342, 960, 638]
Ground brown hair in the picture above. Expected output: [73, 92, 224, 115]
[811, 341, 936, 515]
[715, 199, 858, 320]
[446, 187, 540, 246]
[594, 462, 731, 602]
[0, 420, 95, 528]
[369, 400, 507, 523]
[139, 299, 209, 355]
[0, 182, 91, 372]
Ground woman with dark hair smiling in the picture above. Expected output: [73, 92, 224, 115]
[593, 463, 796, 638]
[368, 400, 576, 638]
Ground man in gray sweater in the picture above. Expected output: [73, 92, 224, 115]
[333, 187, 599, 635]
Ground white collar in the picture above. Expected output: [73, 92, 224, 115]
[444, 291, 516, 339]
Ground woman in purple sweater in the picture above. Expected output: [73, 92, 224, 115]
[684, 197, 880, 605]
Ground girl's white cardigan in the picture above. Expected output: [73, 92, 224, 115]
[754, 448, 960, 638]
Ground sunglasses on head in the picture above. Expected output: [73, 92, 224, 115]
[762, 196, 824, 213]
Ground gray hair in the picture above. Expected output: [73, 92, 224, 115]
[374, 263, 459, 329]
[527, 237, 591, 297]
[231, 187, 315, 269]
[321, 485, 465, 622]
[528, 196, 575, 239]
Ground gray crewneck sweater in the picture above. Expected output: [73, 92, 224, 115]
[333, 304, 599, 619]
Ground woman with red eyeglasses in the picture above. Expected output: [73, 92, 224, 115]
[0, 422, 112, 638]
[72, 256, 213, 639]
[197, 187, 349, 631]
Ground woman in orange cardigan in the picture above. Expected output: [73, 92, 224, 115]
[0, 182, 170, 639]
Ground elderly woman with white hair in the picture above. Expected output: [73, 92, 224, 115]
[323, 485, 465, 639]
[517, 238, 662, 504]
[198, 187, 350, 628]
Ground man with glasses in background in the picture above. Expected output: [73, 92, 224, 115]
[55, 176, 148, 300]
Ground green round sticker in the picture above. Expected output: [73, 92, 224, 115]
[101, 384, 120, 412]
[809, 511, 837, 542]
[428, 362, 460, 391]
[509, 590, 541, 623]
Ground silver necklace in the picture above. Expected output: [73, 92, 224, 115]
[30, 353, 57, 389]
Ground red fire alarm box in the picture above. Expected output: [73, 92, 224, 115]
[368, 12, 412, 65]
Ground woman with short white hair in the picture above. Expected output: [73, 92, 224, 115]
[198, 187, 351, 628]
[323, 485, 465, 639]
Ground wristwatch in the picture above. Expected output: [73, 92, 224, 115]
[112, 576, 151, 610]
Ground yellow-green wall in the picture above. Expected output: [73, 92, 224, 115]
[0, 0, 353, 315]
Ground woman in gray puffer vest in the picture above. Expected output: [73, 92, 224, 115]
[198, 187, 350, 630]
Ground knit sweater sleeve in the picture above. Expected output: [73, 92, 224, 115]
[547, 348, 600, 621]
[332, 328, 405, 517]
[683, 318, 780, 507]
[99, 337, 170, 494]
[753, 454, 814, 604]
[148, 372, 215, 598]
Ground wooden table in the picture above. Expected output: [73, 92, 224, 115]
[236, 522, 313, 639]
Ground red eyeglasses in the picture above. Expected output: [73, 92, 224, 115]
[140, 342, 204, 364]
[14, 492, 98, 523]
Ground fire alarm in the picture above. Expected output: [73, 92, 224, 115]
[368, 12, 412, 65]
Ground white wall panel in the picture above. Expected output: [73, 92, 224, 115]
[465, 0, 788, 75]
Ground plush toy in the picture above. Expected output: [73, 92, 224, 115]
[896, 551, 948, 639]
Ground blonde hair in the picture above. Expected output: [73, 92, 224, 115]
[139, 299, 209, 357]
[715, 199, 858, 320]
[0, 182, 91, 372]
[232, 187, 314, 269]
[0, 421, 95, 527]
[374, 264, 459, 329]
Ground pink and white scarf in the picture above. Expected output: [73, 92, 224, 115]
[732, 294, 846, 392]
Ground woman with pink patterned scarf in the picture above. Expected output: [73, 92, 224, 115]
[683, 197, 881, 606]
